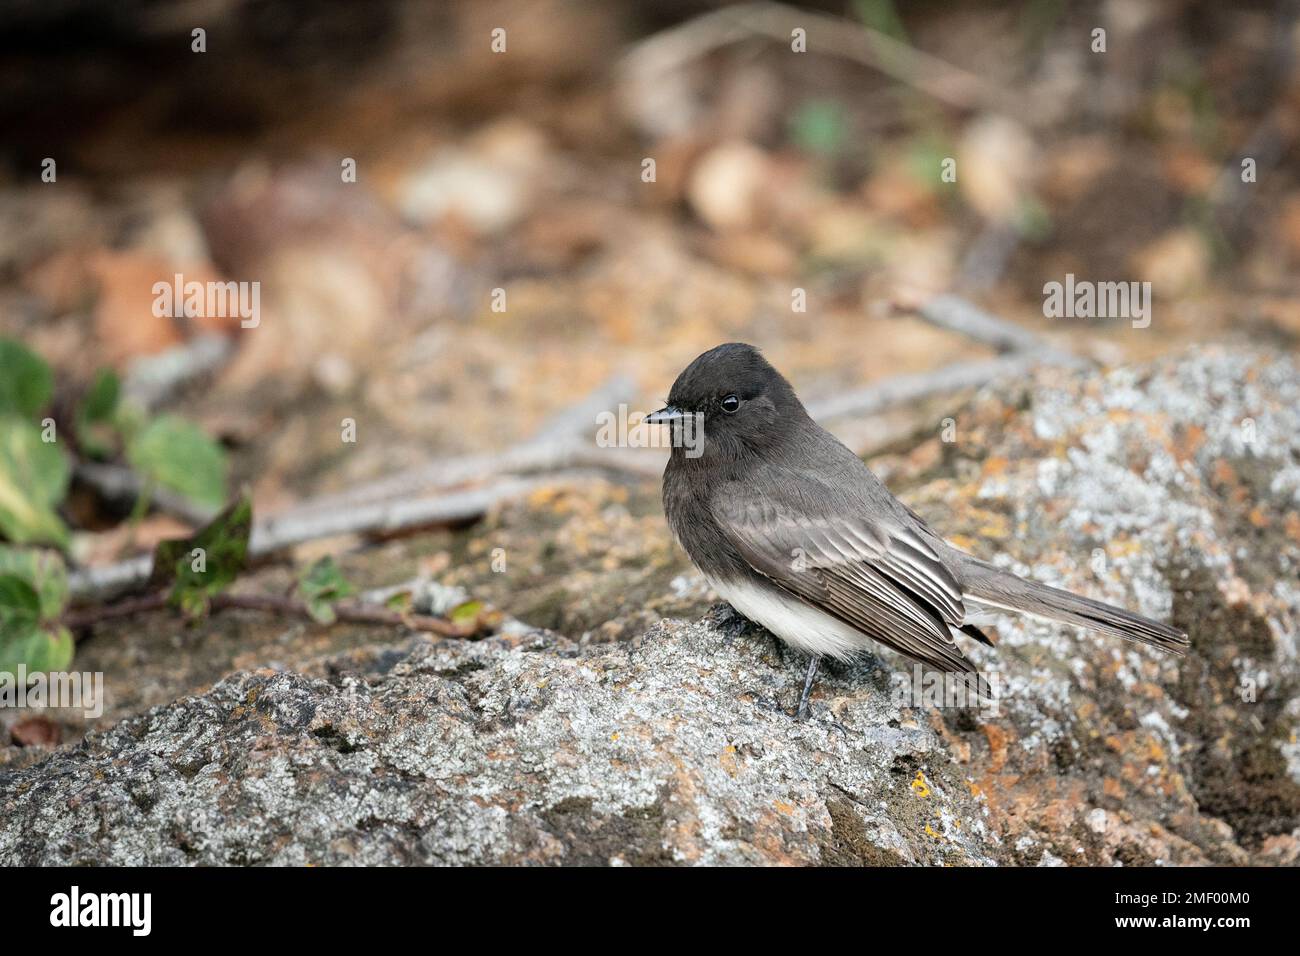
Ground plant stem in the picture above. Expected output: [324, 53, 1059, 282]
[62, 591, 479, 640]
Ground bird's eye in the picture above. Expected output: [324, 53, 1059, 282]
[720, 394, 740, 413]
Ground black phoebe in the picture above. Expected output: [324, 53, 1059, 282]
[647, 343, 1188, 717]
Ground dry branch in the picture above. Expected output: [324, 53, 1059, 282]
[805, 350, 1068, 422]
[63, 590, 477, 639]
[285, 373, 636, 516]
[67, 374, 636, 602]
[123, 334, 233, 411]
[66, 473, 598, 602]
[66, 298, 1071, 607]
[891, 293, 1055, 355]
[618, 1, 1037, 119]
[74, 461, 218, 526]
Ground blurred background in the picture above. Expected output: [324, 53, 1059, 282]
[1, 0, 1299, 720]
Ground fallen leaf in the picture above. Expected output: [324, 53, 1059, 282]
[10, 715, 61, 747]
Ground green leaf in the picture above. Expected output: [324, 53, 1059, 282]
[299, 556, 356, 625]
[449, 600, 484, 623]
[80, 368, 120, 422]
[126, 414, 228, 510]
[1015, 196, 1052, 241]
[304, 597, 335, 625]
[150, 492, 253, 616]
[789, 100, 846, 157]
[76, 368, 121, 459]
[0, 573, 41, 631]
[0, 546, 68, 620]
[0, 572, 70, 678]
[11, 625, 73, 673]
[905, 135, 955, 194]
[853, 0, 911, 42]
[110, 398, 147, 445]
[1, 626, 41, 678]
[0, 339, 54, 418]
[32, 625, 73, 671]
[300, 556, 355, 599]
[0, 623, 73, 679]
[0, 415, 70, 547]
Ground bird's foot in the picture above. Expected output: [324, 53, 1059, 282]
[794, 655, 820, 720]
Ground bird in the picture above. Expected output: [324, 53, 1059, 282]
[645, 343, 1188, 718]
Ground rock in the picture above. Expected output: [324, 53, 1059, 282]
[1131, 227, 1210, 297]
[686, 141, 771, 232]
[2, 348, 1297, 865]
[391, 122, 548, 236]
[957, 113, 1040, 224]
[0, 620, 998, 865]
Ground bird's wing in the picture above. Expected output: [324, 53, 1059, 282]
[711, 472, 977, 675]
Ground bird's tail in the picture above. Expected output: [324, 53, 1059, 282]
[950, 553, 1189, 654]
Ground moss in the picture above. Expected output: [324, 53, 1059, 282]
[1113, 840, 1155, 867]
[517, 587, 571, 632]
[820, 798, 907, 866]
[1170, 562, 1300, 846]
[539, 796, 676, 866]
[311, 723, 361, 754]
[1207, 455, 1297, 597]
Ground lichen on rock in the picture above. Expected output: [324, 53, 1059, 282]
[2, 348, 1297, 865]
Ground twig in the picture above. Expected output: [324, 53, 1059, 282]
[529, 372, 637, 446]
[618, 1, 1036, 120]
[810, 293, 1082, 422]
[68, 555, 153, 601]
[74, 461, 218, 526]
[890, 292, 1056, 355]
[955, 223, 1023, 295]
[61, 591, 167, 628]
[65, 299, 1071, 606]
[249, 477, 560, 552]
[67, 473, 599, 602]
[219, 594, 477, 637]
[286, 373, 636, 515]
[67, 376, 634, 600]
[1207, 0, 1297, 230]
[62, 590, 477, 639]
[123, 334, 233, 412]
[70, 336, 234, 529]
[805, 350, 1072, 422]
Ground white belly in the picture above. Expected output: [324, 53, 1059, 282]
[708, 577, 867, 661]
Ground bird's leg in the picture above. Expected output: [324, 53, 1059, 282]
[795, 655, 820, 720]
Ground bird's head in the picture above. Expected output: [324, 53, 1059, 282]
[646, 343, 805, 462]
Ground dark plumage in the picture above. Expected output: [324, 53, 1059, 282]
[647, 343, 1188, 712]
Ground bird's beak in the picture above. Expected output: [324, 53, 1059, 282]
[644, 406, 686, 425]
